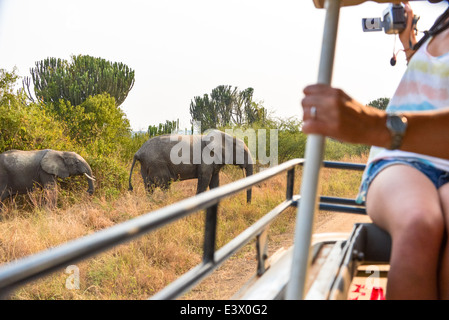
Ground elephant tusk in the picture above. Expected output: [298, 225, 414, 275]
[84, 173, 96, 181]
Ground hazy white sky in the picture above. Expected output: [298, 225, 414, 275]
[0, 0, 446, 131]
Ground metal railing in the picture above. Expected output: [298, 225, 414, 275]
[319, 161, 366, 215]
[0, 159, 366, 299]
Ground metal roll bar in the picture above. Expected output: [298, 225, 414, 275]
[0, 158, 367, 299]
[0, 159, 303, 298]
[286, 0, 341, 300]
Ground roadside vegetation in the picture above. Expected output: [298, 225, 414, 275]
[1, 152, 366, 300]
[0, 63, 378, 299]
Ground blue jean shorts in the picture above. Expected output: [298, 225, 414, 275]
[356, 158, 449, 204]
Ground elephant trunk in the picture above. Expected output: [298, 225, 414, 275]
[84, 166, 95, 195]
[86, 174, 95, 195]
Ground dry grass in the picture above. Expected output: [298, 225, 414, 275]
[0, 155, 367, 300]
[320, 153, 368, 199]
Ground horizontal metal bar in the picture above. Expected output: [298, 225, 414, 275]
[320, 196, 365, 206]
[323, 161, 366, 171]
[151, 196, 300, 300]
[0, 158, 304, 296]
[319, 203, 366, 215]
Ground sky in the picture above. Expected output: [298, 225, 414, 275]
[0, 0, 447, 132]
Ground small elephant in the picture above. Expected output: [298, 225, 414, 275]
[129, 130, 254, 202]
[0, 149, 95, 203]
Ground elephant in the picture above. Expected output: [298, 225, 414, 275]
[0, 149, 95, 203]
[128, 130, 254, 202]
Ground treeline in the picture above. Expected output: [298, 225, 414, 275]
[1, 56, 378, 201]
[189, 85, 266, 132]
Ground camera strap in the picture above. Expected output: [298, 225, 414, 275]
[413, 6, 449, 51]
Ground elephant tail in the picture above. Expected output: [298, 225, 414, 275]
[129, 155, 138, 191]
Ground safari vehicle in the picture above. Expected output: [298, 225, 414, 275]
[0, 0, 405, 301]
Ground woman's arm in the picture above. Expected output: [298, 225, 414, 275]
[401, 109, 449, 159]
[301, 84, 449, 160]
[399, 2, 418, 62]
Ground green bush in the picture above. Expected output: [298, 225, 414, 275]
[52, 93, 131, 151]
[275, 117, 307, 163]
[325, 139, 369, 160]
[0, 69, 74, 152]
[120, 131, 150, 162]
[87, 154, 130, 199]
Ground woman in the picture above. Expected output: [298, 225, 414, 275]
[301, 1, 449, 299]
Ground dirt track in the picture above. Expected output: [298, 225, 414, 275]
[314, 211, 372, 234]
[182, 210, 372, 300]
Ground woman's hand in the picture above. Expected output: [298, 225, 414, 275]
[301, 84, 390, 147]
[399, 1, 417, 60]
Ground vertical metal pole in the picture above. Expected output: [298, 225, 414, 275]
[286, 168, 295, 200]
[286, 0, 340, 300]
[256, 229, 269, 276]
[203, 204, 218, 263]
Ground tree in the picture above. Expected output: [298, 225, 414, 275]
[368, 97, 390, 110]
[0, 67, 19, 104]
[148, 119, 180, 137]
[189, 94, 217, 131]
[189, 85, 266, 132]
[24, 55, 135, 107]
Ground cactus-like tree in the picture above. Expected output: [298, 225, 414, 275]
[368, 97, 390, 111]
[24, 55, 135, 107]
[189, 85, 266, 132]
[148, 119, 180, 137]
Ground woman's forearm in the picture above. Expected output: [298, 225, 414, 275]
[301, 84, 449, 160]
[400, 109, 449, 159]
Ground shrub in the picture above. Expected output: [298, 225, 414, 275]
[87, 153, 130, 199]
[0, 69, 74, 152]
[52, 93, 131, 152]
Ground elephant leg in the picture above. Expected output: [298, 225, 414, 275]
[43, 182, 58, 210]
[209, 172, 220, 190]
[146, 178, 156, 194]
[141, 174, 153, 193]
[30, 179, 58, 209]
[140, 165, 153, 193]
[0, 188, 8, 211]
[0, 187, 9, 203]
[159, 180, 171, 191]
[197, 172, 212, 194]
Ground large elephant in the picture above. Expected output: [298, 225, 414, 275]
[129, 130, 254, 202]
[0, 149, 95, 203]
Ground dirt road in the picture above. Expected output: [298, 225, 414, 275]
[314, 211, 372, 234]
[183, 210, 372, 300]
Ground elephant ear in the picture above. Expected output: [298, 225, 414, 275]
[41, 151, 70, 178]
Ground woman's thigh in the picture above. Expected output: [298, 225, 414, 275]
[366, 164, 443, 236]
[438, 182, 449, 224]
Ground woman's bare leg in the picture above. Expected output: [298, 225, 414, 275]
[366, 165, 445, 299]
[437, 183, 449, 299]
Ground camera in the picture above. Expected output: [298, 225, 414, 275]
[362, 3, 419, 34]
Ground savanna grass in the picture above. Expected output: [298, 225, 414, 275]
[0, 154, 367, 300]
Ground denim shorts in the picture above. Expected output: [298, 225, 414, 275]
[356, 158, 449, 204]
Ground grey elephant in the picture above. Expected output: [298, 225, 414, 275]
[0, 149, 95, 203]
[128, 130, 254, 202]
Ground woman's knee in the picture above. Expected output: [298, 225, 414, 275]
[394, 207, 445, 247]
